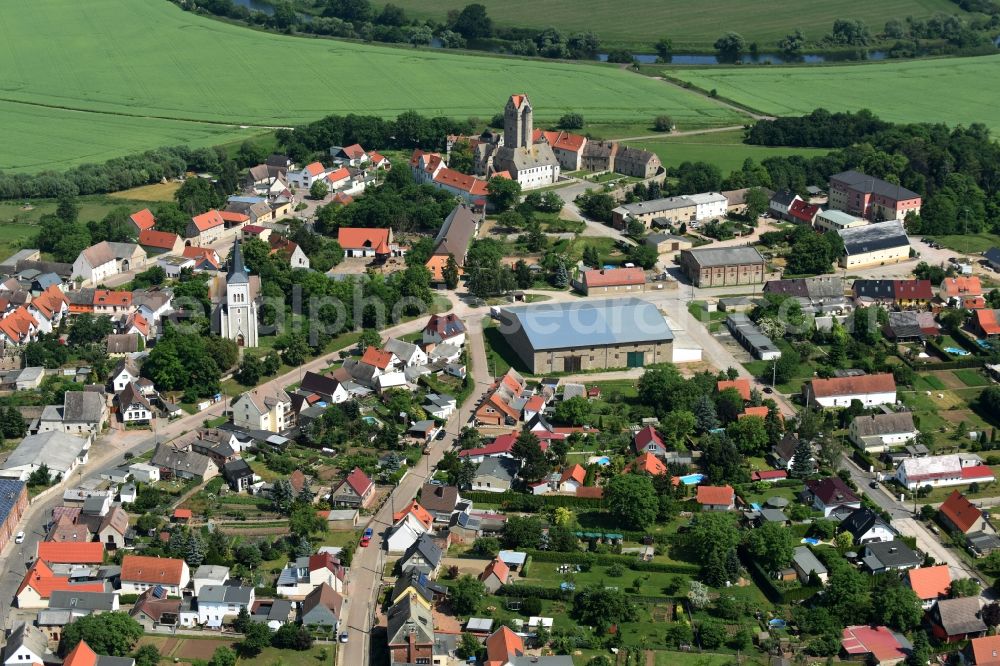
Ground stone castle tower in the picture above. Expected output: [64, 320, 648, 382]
[503, 94, 533, 150]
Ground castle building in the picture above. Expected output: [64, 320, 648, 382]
[212, 238, 259, 348]
[475, 94, 560, 190]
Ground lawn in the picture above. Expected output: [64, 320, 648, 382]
[954, 369, 989, 387]
[633, 129, 829, 174]
[0, 222, 40, 261]
[0, 0, 743, 173]
[108, 181, 182, 202]
[383, 0, 962, 51]
[667, 55, 1000, 134]
[931, 232, 1000, 254]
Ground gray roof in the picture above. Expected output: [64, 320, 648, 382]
[614, 196, 695, 216]
[252, 598, 293, 623]
[985, 247, 1000, 266]
[682, 246, 765, 268]
[475, 457, 518, 484]
[385, 337, 422, 363]
[223, 459, 253, 479]
[403, 533, 444, 569]
[64, 391, 104, 423]
[387, 596, 434, 645]
[816, 209, 865, 228]
[832, 170, 920, 201]
[433, 204, 479, 261]
[198, 584, 253, 605]
[934, 597, 987, 635]
[500, 297, 673, 351]
[3, 431, 88, 474]
[1, 622, 55, 663]
[839, 221, 909, 256]
[864, 540, 920, 568]
[194, 565, 230, 581]
[227, 238, 249, 284]
[150, 443, 214, 476]
[792, 546, 827, 576]
[49, 590, 118, 611]
[764, 277, 845, 300]
[851, 412, 916, 438]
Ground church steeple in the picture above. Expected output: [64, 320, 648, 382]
[227, 237, 249, 284]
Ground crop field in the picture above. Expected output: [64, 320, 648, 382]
[633, 128, 829, 174]
[667, 55, 1000, 133]
[0, 0, 743, 173]
[384, 0, 962, 50]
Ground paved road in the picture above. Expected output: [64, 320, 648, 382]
[338, 299, 492, 666]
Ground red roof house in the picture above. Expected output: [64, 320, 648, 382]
[129, 208, 156, 232]
[36, 542, 104, 565]
[331, 467, 375, 509]
[633, 425, 666, 455]
[717, 378, 751, 401]
[938, 490, 984, 535]
[841, 625, 908, 664]
[696, 485, 735, 511]
[787, 199, 821, 224]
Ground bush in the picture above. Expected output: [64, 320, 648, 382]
[520, 596, 543, 616]
[653, 115, 673, 132]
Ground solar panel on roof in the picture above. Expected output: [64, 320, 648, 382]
[152, 585, 165, 598]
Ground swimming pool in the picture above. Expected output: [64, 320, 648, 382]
[977, 339, 992, 349]
[801, 538, 820, 546]
[944, 347, 971, 356]
[588, 456, 611, 466]
[362, 416, 381, 426]
[750, 503, 762, 511]
[768, 619, 787, 629]
[678, 473, 705, 485]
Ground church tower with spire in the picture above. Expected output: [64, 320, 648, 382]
[216, 237, 258, 348]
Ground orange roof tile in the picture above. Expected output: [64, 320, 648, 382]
[138, 229, 180, 250]
[121, 554, 186, 585]
[63, 639, 98, 666]
[337, 227, 390, 251]
[173, 508, 192, 519]
[560, 464, 587, 485]
[425, 254, 463, 282]
[717, 378, 751, 401]
[975, 309, 1000, 336]
[480, 557, 510, 584]
[220, 211, 249, 224]
[393, 500, 433, 529]
[969, 635, 1000, 666]
[739, 406, 770, 420]
[190, 209, 224, 232]
[332, 192, 354, 206]
[433, 168, 490, 196]
[906, 565, 952, 600]
[327, 167, 351, 183]
[626, 452, 668, 476]
[575, 486, 604, 499]
[941, 276, 983, 298]
[696, 484, 734, 506]
[485, 625, 524, 666]
[17, 560, 105, 599]
[582, 267, 645, 288]
[129, 208, 156, 231]
[939, 490, 982, 533]
[36, 542, 104, 565]
[304, 162, 325, 176]
[809, 373, 896, 399]
[94, 289, 132, 308]
[360, 345, 394, 369]
[342, 144, 365, 159]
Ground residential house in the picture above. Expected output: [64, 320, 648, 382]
[386, 597, 434, 665]
[330, 143, 369, 167]
[95, 505, 130, 550]
[459, 433, 547, 464]
[298, 371, 350, 404]
[576, 267, 646, 296]
[399, 533, 444, 577]
[884, 310, 940, 341]
[906, 565, 952, 609]
[838, 221, 911, 269]
[149, 443, 218, 482]
[27, 285, 69, 334]
[625, 452, 668, 476]
[852, 279, 933, 309]
[941, 276, 986, 309]
[803, 477, 861, 516]
[129, 588, 182, 631]
[36, 542, 104, 566]
[36, 390, 107, 434]
[424, 393, 457, 420]
[849, 412, 917, 452]
[423, 313, 466, 348]
[792, 546, 828, 584]
[896, 454, 995, 490]
[301, 583, 344, 633]
[611, 196, 697, 230]
[976, 309, 1000, 339]
[196, 585, 254, 627]
[15, 560, 105, 609]
[814, 209, 867, 233]
[696, 485, 735, 511]
[223, 459, 254, 492]
[678, 246, 766, 287]
[479, 557, 511, 594]
[829, 170, 922, 221]
[633, 425, 666, 456]
[116, 382, 152, 425]
[840, 625, 909, 665]
[388, 512, 431, 555]
[119, 555, 190, 596]
[186, 210, 226, 246]
[1, 623, 59, 666]
[614, 146, 661, 179]
[558, 464, 586, 492]
[63, 639, 136, 666]
[182, 246, 221, 271]
[72, 242, 118, 284]
[533, 129, 587, 171]
[232, 387, 292, 434]
[717, 378, 751, 401]
[391, 569, 447, 609]
[787, 199, 821, 225]
[384, 337, 429, 369]
[138, 230, 183, 256]
[330, 467, 375, 509]
[862, 540, 921, 574]
[128, 208, 156, 235]
[109, 358, 140, 393]
[192, 565, 230, 596]
[269, 235, 309, 269]
[769, 189, 802, 220]
[837, 507, 897, 545]
[275, 553, 346, 598]
[965, 635, 1000, 666]
[250, 599, 294, 630]
[286, 162, 327, 190]
[929, 597, 987, 642]
[392, 498, 433, 532]
[472, 457, 518, 493]
[420, 483, 461, 523]
[804, 373, 897, 408]
[484, 626, 526, 666]
[0, 431, 89, 483]
[475, 368, 526, 426]
[939, 490, 994, 536]
[0, 306, 39, 346]
[338, 227, 394, 259]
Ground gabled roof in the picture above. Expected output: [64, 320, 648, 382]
[337, 227, 390, 251]
[809, 373, 896, 398]
[969, 635, 1000, 666]
[838, 221, 909, 256]
[99, 505, 130, 536]
[93, 289, 132, 308]
[2, 623, 56, 664]
[302, 582, 343, 620]
[696, 485, 734, 506]
[717, 378, 751, 401]
[420, 483, 459, 513]
[841, 625, 907, 662]
[935, 596, 987, 636]
[403, 533, 443, 568]
[906, 565, 952, 601]
[433, 167, 490, 196]
[831, 170, 920, 200]
[138, 229, 180, 250]
[79, 242, 116, 268]
[36, 541, 104, 565]
[559, 464, 586, 485]
[805, 477, 860, 506]
[118, 381, 151, 413]
[190, 210, 225, 232]
[851, 412, 916, 438]
[633, 425, 664, 452]
[394, 500, 434, 530]
[480, 557, 510, 584]
[940, 490, 982, 533]
[974, 309, 1000, 336]
[341, 467, 373, 497]
[304, 162, 325, 176]
[787, 199, 821, 223]
[120, 555, 186, 585]
[476, 457, 517, 484]
[17, 560, 105, 599]
[581, 267, 645, 288]
[626, 452, 668, 476]
[941, 276, 984, 298]
[326, 166, 351, 183]
[387, 595, 434, 645]
[837, 507, 892, 541]
[129, 208, 156, 231]
[486, 625, 525, 665]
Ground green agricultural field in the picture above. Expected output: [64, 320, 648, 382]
[0, 222, 38, 261]
[0, 0, 743, 173]
[384, 0, 962, 51]
[635, 128, 829, 174]
[667, 55, 1000, 134]
[931, 232, 1000, 253]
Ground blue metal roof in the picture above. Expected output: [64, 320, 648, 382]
[0, 479, 25, 528]
[500, 297, 673, 351]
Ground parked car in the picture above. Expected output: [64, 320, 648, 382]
[339, 633, 349, 643]
[14, 531, 24, 544]
[435, 430, 446, 441]
[360, 527, 373, 547]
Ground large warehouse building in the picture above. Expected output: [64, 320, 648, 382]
[498, 298, 673, 373]
[678, 246, 766, 287]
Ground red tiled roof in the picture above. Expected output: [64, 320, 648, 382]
[560, 464, 586, 485]
[342, 144, 365, 159]
[975, 309, 1000, 336]
[138, 229, 180, 250]
[304, 162, 325, 176]
[751, 469, 788, 481]
[360, 345, 394, 369]
[126, 311, 149, 337]
[524, 395, 545, 413]
[129, 208, 156, 231]
[633, 425, 664, 453]
[220, 211, 249, 224]
[0, 306, 38, 342]
[36, 542, 104, 565]
[30, 284, 68, 320]
[17, 560, 105, 599]
[369, 151, 388, 164]
[243, 225, 266, 235]
[970, 635, 1000, 666]
[337, 227, 390, 251]
[393, 500, 433, 529]
[788, 199, 821, 223]
[582, 267, 645, 288]
[94, 289, 132, 308]
[173, 508, 192, 519]
[191, 210, 224, 232]
[480, 557, 510, 584]
[906, 565, 952, 600]
[841, 625, 906, 662]
[509, 94, 526, 109]
[409, 149, 444, 173]
[696, 484, 734, 506]
[963, 465, 995, 481]
[327, 167, 350, 183]
[576, 486, 604, 499]
[626, 452, 668, 476]
[941, 276, 983, 298]
[433, 168, 489, 196]
[121, 555, 186, 585]
[739, 406, 770, 419]
[63, 639, 99, 666]
[809, 373, 896, 398]
[182, 246, 219, 262]
[893, 279, 933, 301]
[717, 378, 751, 401]
[343, 467, 373, 497]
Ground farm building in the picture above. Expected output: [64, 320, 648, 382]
[678, 247, 765, 287]
[837, 221, 911, 269]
